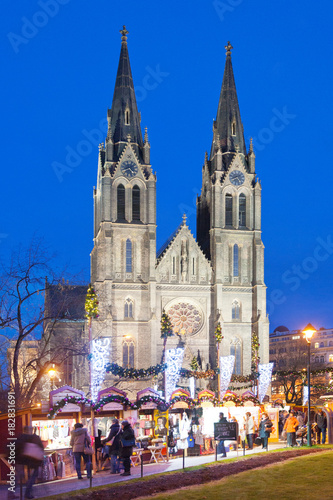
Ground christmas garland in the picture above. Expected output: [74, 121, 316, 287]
[274, 367, 333, 377]
[105, 362, 167, 379]
[48, 392, 260, 419]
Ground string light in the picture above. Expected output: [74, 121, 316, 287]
[165, 348, 184, 402]
[91, 337, 110, 402]
[258, 362, 274, 403]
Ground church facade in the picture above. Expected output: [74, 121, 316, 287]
[90, 28, 269, 395]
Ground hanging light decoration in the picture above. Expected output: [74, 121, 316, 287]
[258, 362, 274, 403]
[91, 337, 111, 402]
[165, 347, 184, 402]
[219, 355, 235, 400]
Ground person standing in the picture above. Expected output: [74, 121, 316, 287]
[315, 408, 327, 444]
[70, 422, 92, 479]
[217, 412, 227, 457]
[119, 420, 135, 476]
[283, 410, 298, 447]
[259, 412, 273, 451]
[14, 425, 44, 500]
[102, 418, 121, 474]
[245, 412, 255, 450]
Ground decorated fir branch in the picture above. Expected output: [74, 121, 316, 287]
[215, 322, 223, 344]
[85, 284, 99, 319]
[251, 330, 260, 372]
[190, 356, 199, 371]
[160, 309, 173, 364]
[105, 362, 167, 379]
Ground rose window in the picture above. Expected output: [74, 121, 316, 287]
[167, 302, 203, 335]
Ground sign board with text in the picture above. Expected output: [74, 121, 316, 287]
[214, 421, 238, 441]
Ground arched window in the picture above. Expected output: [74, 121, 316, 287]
[172, 256, 176, 275]
[231, 121, 236, 136]
[132, 185, 140, 221]
[125, 109, 130, 125]
[329, 341, 333, 347]
[225, 194, 233, 226]
[123, 337, 134, 367]
[315, 356, 319, 363]
[230, 338, 242, 375]
[233, 244, 239, 277]
[124, 298, 133, 318]
[117, 184, 125, 220]
[239, 193, 246, 227]
[126, 239, 132, 273]
[320, 342, 325, 348]
[320, 356, 325, 363]
[232, 300, 240, 320]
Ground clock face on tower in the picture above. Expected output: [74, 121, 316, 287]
[121, 160, 138, 178]
[229, 170, 245, 186]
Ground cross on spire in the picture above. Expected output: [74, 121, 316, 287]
[182, 213, 187, 225]
[225, 41, 233, 55]
[120, 25, 129, 42]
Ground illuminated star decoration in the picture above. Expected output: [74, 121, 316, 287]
[220, 355, 235, 400]
[91, 338, 111, 402]
[165, 348, 184, 401]
[258, 362, 274, 403]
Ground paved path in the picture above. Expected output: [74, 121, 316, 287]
[1, 442, 285, 499]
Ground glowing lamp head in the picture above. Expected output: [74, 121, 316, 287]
[303, 323, 316, 343]
[48, 369, 56, 379]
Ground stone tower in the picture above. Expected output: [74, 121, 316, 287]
[90, 27, 157, 394]
[197, 42, 269, 374]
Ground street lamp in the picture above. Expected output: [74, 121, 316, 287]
[303, 323, 316, 446]
[48, 367, 56, 390]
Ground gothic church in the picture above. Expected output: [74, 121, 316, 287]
[90, 28, 269, 395]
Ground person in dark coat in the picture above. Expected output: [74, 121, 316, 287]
[102, 418, 121, 473]
[217, 412, 227, 457]
[119, 420, 135, 476]
[315, 408, 327, 444]
[259, 412, 273, 451]
[15, 425, 44, 500]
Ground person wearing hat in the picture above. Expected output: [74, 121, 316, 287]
[119, 420, 135, 476]
[102, 418, 121, 473]
[283, 410, 298, 447]
[70, 422, 92, 479]
[259, 412, 273, 451]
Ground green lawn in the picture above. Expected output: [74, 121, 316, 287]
[139, 451, 333, 500]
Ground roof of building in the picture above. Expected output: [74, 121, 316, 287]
[44, 283, 87, 320]
[107, 26, 143, 162]
[210, 42, 247, 169]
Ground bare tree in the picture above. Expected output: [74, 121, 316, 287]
[0, 238, 88, 408]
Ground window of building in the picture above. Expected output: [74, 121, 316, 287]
[117, 184, 125, 220]
[279, 347, 287, 354]
[269, 349, 276, 355]
[172, 256, 176, 275]
[123, 337, 134, 367]
[315, 342, 319, 348]
[231, 121, 236, 136]
[125, 109, 130, 125]
[124, 298, 133, 318]
[329, 354, 333, 362]
[192, 257, 195, 275]
[230, 338, 242, 375]
[126, 239, 132, 273]
[320, 356, 325, 363]
[329, 341, 333, 347]
[233, 244, 239, 277]
[315, 356, 319, 363]
[225, 194, 233, 226]
[132, 185, 140, 221]
[239, 194, 246, 227]
[292, 335, 300, 340]
[232, 300, 240, 320]
[320, 342, 325, 348]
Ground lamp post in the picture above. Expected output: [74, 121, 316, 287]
[303, 323, 316, 447]
[48, 367, 56, 391]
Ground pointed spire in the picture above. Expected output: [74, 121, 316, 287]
[210, 42, 246, 166]
[107, 26, 143, 162]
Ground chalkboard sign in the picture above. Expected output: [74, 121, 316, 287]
[214, 422, 238, 440]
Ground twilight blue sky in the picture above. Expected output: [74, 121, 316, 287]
[1, 0, 333, 332]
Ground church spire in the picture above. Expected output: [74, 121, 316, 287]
[210, 42, 246, 166]
[107, 26, 143, 161]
